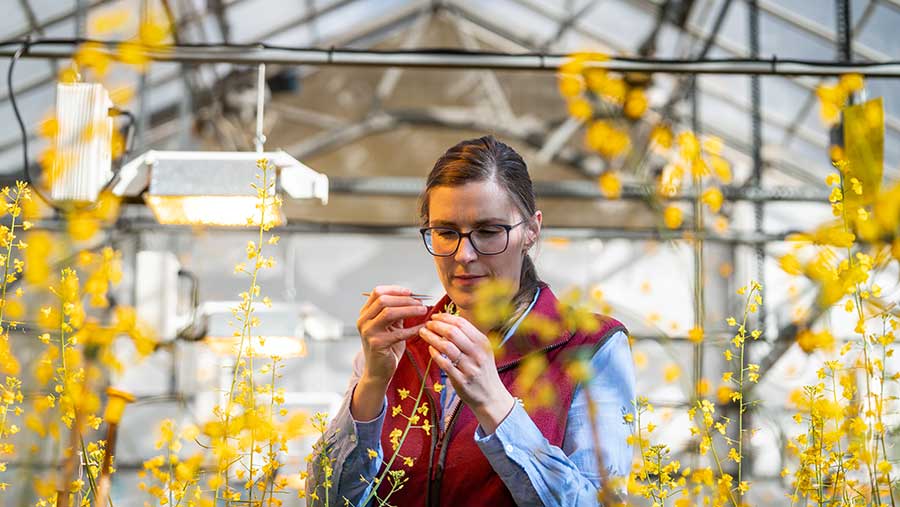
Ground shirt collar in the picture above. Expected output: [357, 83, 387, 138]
[500, 286, 541, 347]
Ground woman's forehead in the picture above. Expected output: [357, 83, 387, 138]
[428, 181, 517, 223]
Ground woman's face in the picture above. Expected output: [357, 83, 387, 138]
[426, 180, 541, 311]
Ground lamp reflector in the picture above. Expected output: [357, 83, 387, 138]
[145, 195, 284, 227]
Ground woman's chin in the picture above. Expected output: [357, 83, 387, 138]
[447, 288, 473, 308]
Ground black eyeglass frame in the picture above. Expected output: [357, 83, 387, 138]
[419, 218, 530, 257]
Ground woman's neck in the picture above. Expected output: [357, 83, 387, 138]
[459, 308, 491, 335]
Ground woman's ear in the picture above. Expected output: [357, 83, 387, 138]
[524, 210, 542, 250]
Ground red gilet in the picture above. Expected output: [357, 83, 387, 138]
[374, 283, 626, 506]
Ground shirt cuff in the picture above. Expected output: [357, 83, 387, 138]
[474, 401, 546, 464]
[347, 384, 387, 446]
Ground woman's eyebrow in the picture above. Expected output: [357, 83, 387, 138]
[429, 218, 508, 227]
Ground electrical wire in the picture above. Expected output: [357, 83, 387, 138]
[6, 39, 57, 208]
[7, 39, 135, 210]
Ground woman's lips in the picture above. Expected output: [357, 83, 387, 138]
[453, 275, 485, 286]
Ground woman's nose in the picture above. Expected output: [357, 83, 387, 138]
[454, 235, 478, 262]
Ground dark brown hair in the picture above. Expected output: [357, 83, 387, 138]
[419, 135, 542, 317]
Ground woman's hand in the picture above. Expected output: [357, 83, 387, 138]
[351, 286, 429, 421]
[419, 313, 516, 435]
[357, 285, 429, 386]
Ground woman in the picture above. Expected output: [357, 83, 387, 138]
[307, 136, 635, 506]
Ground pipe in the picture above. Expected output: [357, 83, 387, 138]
[3, 40, 900, 76]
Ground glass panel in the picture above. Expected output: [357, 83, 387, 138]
[773, 0, 835, 32]
[576, 0, 659, 52]
[0, 3, 28, 40]
[457, 0, 560, 44]
[226, 0, 306, 42]
[857, 2, 900, 56]
[760, 11, 836, 59]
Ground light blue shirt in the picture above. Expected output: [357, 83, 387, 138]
[306, 315, 636, 506]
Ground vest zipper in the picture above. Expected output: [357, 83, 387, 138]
[429, 400, 462, 506]
[403, 349, 439, 507]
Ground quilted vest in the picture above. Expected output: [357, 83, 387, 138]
[373, 283, 626, 506]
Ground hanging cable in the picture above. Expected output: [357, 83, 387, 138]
[8, 39, 136, 210]
[7, 39, 56, 208]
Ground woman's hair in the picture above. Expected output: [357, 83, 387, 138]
[419, 135, 542, 318]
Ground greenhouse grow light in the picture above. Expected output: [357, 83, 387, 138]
[200, 301, 309, 358]
[112, 150, 328, 226]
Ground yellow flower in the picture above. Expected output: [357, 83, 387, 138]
[663, 205, 683, 229]
[839, 73, 864, 92]
[558, 73, 585, 98]
[710, 155, 732, 183]
[433, 382, 444, 393]
[650, 124, 673, 150]
[367, 448, 378, 460]
[597, 171, 622, 199]
[567, 98, 592, 120]
[397, 388, 410, 400]
[624, 89, 648, 119]
[697, 378, 711, 396]
[701, 187, 723, 213]
[779, 253, 803, 275]
[586, 122, 630, 159]
[687, 326, 704, 344]
[633, 350, 647, 370]
[663, 363, 681, 383]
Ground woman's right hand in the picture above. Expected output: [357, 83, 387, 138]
[356, 285, 429, 386]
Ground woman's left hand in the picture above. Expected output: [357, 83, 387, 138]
[419, 313, 516, 434]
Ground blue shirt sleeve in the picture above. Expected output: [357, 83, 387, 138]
[474, 330, 636, 506]
[305, 352, 387, 506]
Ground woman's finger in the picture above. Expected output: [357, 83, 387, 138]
[425, 319, 478, 357]
[359, 294, 425, 324]
[431, 313, 489, 348]
[420, 327, 468, 373]
[372, 305, 429, 330]
[427, 344, 467, 384]
[390, 323, 425, 344]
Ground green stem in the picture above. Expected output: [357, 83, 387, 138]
[360, 356, 435, 507]
[0, 189, 21, 329]
[217, 164, 274, 505]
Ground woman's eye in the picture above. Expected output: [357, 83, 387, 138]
[475, 227, 502, 236]
[435, 230, 457, 239]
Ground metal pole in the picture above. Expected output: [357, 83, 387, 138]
[747, 0, 764, 496]
[836, 0, 853, 62]
[5, 42, 900, 76]
[255, 62, 266, 153]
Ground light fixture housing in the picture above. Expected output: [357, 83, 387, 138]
[52, 82, 114, 202]
[112, 150, 328, 226]
[200, 301, 309, 358]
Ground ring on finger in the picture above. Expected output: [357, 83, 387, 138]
[451, 353, 462, 367]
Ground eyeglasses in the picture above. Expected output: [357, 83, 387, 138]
[420, 218, 529, 257]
